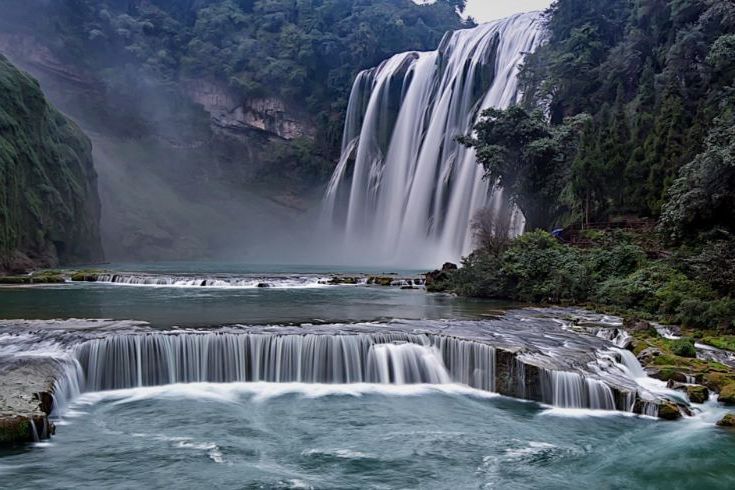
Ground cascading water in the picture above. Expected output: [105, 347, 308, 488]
[75, 333, 485, 391]
[322, 13, 544, 267]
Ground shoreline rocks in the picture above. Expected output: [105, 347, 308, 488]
[0, 358, 59, 445]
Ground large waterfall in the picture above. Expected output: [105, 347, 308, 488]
[322, 13, 544, 267]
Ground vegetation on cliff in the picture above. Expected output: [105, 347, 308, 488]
[2, 0, 469, 183]
[0, 55, 102, 272]
[446, 0, 734, 333]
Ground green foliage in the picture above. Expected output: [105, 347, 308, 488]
[519, 0, 735, 226]
[442, 229, 734, 330]
[659, 112, 735, 243]
[670, 338, 697, 358]
[0, 55, 102, 272]
[461, 107, 588, 230]
[2, 0, 468, 165]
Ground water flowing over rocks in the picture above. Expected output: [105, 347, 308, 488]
[0, 309, 700, 445]
[321, 13, 544, 267]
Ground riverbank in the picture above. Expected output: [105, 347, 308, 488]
[426, 229, 735, 415]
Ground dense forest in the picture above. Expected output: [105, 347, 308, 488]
[442, 0, 735, 330]
[0, 55, 102, 272]
[0, 0, 468, 260]
[1, 0, 468, 185]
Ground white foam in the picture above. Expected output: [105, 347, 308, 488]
[540, 407, 639, 418]
[74, 381, 499, 406]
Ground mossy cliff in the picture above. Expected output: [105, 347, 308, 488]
[0, 54, 102, 272]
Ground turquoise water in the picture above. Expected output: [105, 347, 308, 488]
[1, 263, 734, 488]
[2, 384, 734, 489]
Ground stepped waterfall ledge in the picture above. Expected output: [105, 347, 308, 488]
[1, 309, 699, 443]
[322, 13, 543, 267]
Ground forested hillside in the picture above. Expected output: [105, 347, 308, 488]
[0, 0, 468, 260]
[521, 0, 733, 235]
[444, 0, 735, 329]
[1, 0, 467, 185]
[0, 55, 102, 272]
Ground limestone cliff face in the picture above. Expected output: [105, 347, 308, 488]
[183, 79, 315, 140]
[0, 55, 103, 272]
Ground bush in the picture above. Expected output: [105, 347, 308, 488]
[671, 338, 697, 358]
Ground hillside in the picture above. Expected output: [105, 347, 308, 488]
[0, 55, 102, 272]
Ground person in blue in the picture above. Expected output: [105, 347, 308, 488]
[551, 228, 566, 242]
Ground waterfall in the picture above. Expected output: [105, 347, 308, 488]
[75, 333, 492, 391]
[322, 13, 544, 267]
[541, 371, 617, 410]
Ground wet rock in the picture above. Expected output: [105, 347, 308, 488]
[0, 358, 59, 445]
[327, 276, 360, 285]
[658, 402, 683, 420]
[367, 276, 394, 287]
[716, 413, 735, 427]
[686, 385, 710, 404]
[719, 384, 735, 405]
[623, 318, 658, 336]
[256, 283, 271, 288]
[667, 382, 710, 404]
[649, 369, 692, 383]
[637, 347, 663, 365]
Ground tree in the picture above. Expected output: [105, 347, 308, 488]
[461, 107, 588, 231]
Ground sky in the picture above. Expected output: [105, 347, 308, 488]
[464, 0, 553, 22]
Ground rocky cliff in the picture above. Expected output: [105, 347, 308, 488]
[0, 54, 102, 272]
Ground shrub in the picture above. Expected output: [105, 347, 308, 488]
[671, 338, 697, 358]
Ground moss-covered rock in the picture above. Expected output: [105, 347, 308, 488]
[368, 276, 394, 287]
[658, 402, 682, 420]
[686, 385, 710, 404]
[0, 416, 32, 444]
[70, 270, 102, 282]
[719, 384, 735, 405]
[0, 54, 103, 273]
[717, 413, 735, 427]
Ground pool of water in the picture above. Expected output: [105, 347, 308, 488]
[0, 263, 505, 327]
[1, 384, 733, 489]
[2, 263, 734, 488]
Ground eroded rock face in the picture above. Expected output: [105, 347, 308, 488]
[183, 80, 314, 140]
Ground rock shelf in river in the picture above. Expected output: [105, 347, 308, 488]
[0, 310, 695, 445]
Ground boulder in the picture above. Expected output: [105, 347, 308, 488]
[666, 382, 709, 403]
[716, 413, 735, 427]
[623, 318, 658, 336]
[686, 385, 710, 404]
[658, 401, 682, 420]
[637, 347, 662, 365]
[441, 262, 458, 272]
[719, 384, 735, 405]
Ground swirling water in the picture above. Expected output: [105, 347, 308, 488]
[1, 384, 734, 489]
[1, 264, 735, 488]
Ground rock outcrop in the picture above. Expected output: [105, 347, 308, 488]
[183, 79, 314, 140]
[0, 54, 103, 273]
[0, 358, 59, 444]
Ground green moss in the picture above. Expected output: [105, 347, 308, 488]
[69, 269, 104, 282]
[0, 416, 31, 444]
[0, 54, 102, 271]
[702, 336, 735, 353]
[368, 276, 394, 287]
[720, 384, 735, 405]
